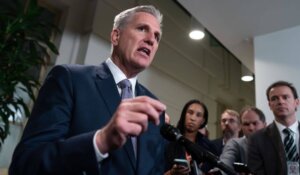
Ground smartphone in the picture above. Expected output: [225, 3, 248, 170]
[173, 158, 190, 170]
[233, 162, 251, 173]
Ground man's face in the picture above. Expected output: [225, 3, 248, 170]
[111, 12, 161, 77]
[268, 86, 299, 121]
[221, 112, 240, 139]
[241, 110, 266, 137]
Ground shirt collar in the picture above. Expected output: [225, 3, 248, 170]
[275, 120, 299, 134]
[105, 58, 137, 90]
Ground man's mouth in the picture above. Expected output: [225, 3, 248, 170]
[138, 47, 150, 56]
[276, 107, 286, 111]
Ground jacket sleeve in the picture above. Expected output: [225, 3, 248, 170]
[220, 139, 239, 171]
[9, 65, 99, 175]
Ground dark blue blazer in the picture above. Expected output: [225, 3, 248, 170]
[9, 63, 166, 175]
[211, 137, 224, 156]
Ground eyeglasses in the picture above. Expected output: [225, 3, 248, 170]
[221, 118, 238, 124]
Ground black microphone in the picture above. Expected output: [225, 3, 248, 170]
[160, 124, 237, 175]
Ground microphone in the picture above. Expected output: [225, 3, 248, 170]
[160, 124, 237, 175]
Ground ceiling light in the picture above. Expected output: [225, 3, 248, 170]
[189, 16, 205, 40]
[241, 64, 254, 82]
[241, 75, 254, 82]
[189, 30, 205, 40]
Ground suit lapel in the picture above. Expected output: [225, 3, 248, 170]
[136, 83, 152, 174]
[94, 63, 120, 115]
[136, 82, 146, 168]
[267, 122, 287, 173]
[95, 63, 137, 171]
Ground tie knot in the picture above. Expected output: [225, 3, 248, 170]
[118, 79, 131, 89]
[283, 128, 293, 135]
[118, 79, 133, 99]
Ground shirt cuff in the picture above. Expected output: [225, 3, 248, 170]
[93, 130, 109, 162]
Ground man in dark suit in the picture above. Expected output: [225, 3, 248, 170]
[248, 81, 300, 175]
[9, 5, 166, 175]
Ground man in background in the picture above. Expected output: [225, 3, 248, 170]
[212, 109, 241, 156]
[248, 81, 300, 175]
[220, 106, 266, 173]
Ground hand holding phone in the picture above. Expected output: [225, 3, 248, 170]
[173, 158, 190, 171]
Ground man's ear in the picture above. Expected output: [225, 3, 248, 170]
[295, 98, 299, 111]
[111, 29, 120, 46]
[295, 98, 300, 106]
[268, 101, 272, 110]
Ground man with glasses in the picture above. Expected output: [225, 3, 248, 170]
[212, 109, 241, 156]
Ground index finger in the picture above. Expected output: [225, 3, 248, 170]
[133, 96, 166, 112]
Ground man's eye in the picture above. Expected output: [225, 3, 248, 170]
[138, 27, 146, 32]
[283, 95, 290, 100]
[270, 97, 277, 101]
[155, 34, 160, 42]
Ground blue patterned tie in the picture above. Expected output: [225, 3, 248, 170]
[118, 79, 133, 99]
[118, 79, 137, 158]
[283, 128, 299, 161]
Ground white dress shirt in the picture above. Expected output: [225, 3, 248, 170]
[275, 120, 299, 154]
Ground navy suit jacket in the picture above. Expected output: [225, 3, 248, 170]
[9, 63, 166, 175]
[211, 137, 224, 157]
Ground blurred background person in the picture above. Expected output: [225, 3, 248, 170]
[164, 99, 217, 175]
[220, 106, 266, 174]
[211, 109, 241, 157]
[199, 126, 209, 138]
[248, 81, 300, 175]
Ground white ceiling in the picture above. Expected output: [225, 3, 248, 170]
[177, 0, 300, 72]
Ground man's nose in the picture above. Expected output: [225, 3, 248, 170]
[144, 33, 155, 46]
[248, 124, 255, 131]
[278, 97, 285, 103]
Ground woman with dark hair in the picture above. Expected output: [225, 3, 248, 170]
[164, 99, 217, 175]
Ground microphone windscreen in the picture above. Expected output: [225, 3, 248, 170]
[160, 124, 180, 141]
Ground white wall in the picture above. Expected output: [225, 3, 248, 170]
[255, 25, 300, 124]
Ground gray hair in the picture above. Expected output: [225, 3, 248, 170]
[113, 5, 163, 31]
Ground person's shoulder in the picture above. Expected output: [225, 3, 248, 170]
[211, 137, 223, 143]
[231, 137, 247, 147]
[248, 126, 269, 140]
[51, 63, 107, 76]
[50, 64, 96, 72]
[196, 133, 210, 143]
[229, 137, 243, 144]
[58, 64, 102, 71]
